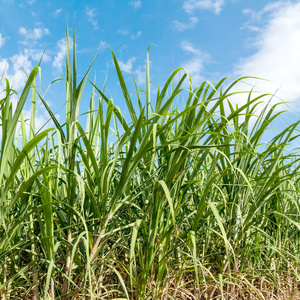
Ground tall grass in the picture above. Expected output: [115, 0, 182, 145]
[1, 31, 300, 299]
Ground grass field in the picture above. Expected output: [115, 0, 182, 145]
[1, 31, 300, 299]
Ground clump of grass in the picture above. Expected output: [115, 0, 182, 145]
[1, 29, 300, 299]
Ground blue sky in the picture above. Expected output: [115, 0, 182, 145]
[1, 0, 300, 131]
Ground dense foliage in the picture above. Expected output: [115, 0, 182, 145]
[1, 32, 300, 299]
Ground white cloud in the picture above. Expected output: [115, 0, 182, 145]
[53, 8, 63, 17]
[0, 47, 55, 141]
[25, 48, 51, 63]
[0, 33, 6, 48]
[235, 2, 300, 110]
[0, 47, 51, 93]
[116, 57, 147, 85]
[118, 29, 129, 36]
[85, 6, 98, 30]
[131, 31, 142, 39]
[0, 53, 32, 90]
[134, 65, 146, 85]
[173, 17, 198, 31]
[180, 41, 209, 85]
[19, 26, 49, 45]
[119, 44, 128, 53]
[129, 1, 142, 10]
[52, 37, 73, 75]
[118, 29, 141, 39]
[0, 46, 51, 92]
[0, 58, 9, 78]
[181, 40, 201, 56]
[118, 57, 136, 74]
[98, 41, 107, 51]
[182, 58, 205, 85]
[241, 2, 286, 31]
[52, 38, 66, 75]
[183, 0, 225, 15]
[28, 0, 35, 4]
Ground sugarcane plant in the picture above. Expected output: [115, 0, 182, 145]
[1, 28, 300, 299]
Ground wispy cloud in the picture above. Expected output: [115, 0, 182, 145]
[241, 2, 285, 32]
[85, 6, 98, 30]
[180, 40, 209, 85]
[52, 37, 73, 75]
[0, 33, 6, 48]
[118, 29, 141, 39]
[118, 57, 136, 73]
[119, 44, 128, 53]
[173, 17, 198, 31]
[181, 40, 201, 56]
[0, 32, 50, 91]
[117, 56, 147, 85]
[53, 8, 63, 17]
[118, 29, 129, 36]
[0, 58, 9, 80]
[25, 48, 51, 63]
[134, 65, 146, 85]
[131, 31, 142, 39]
[7, 53, 31, 82]
[129, 0, 142, 10]
[98, 40, 107, 51]
[0, 52, 33, 90]
[235, 2, 300, 109]
[19, 25, 49, 45]
[183, 0, 225, 15]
